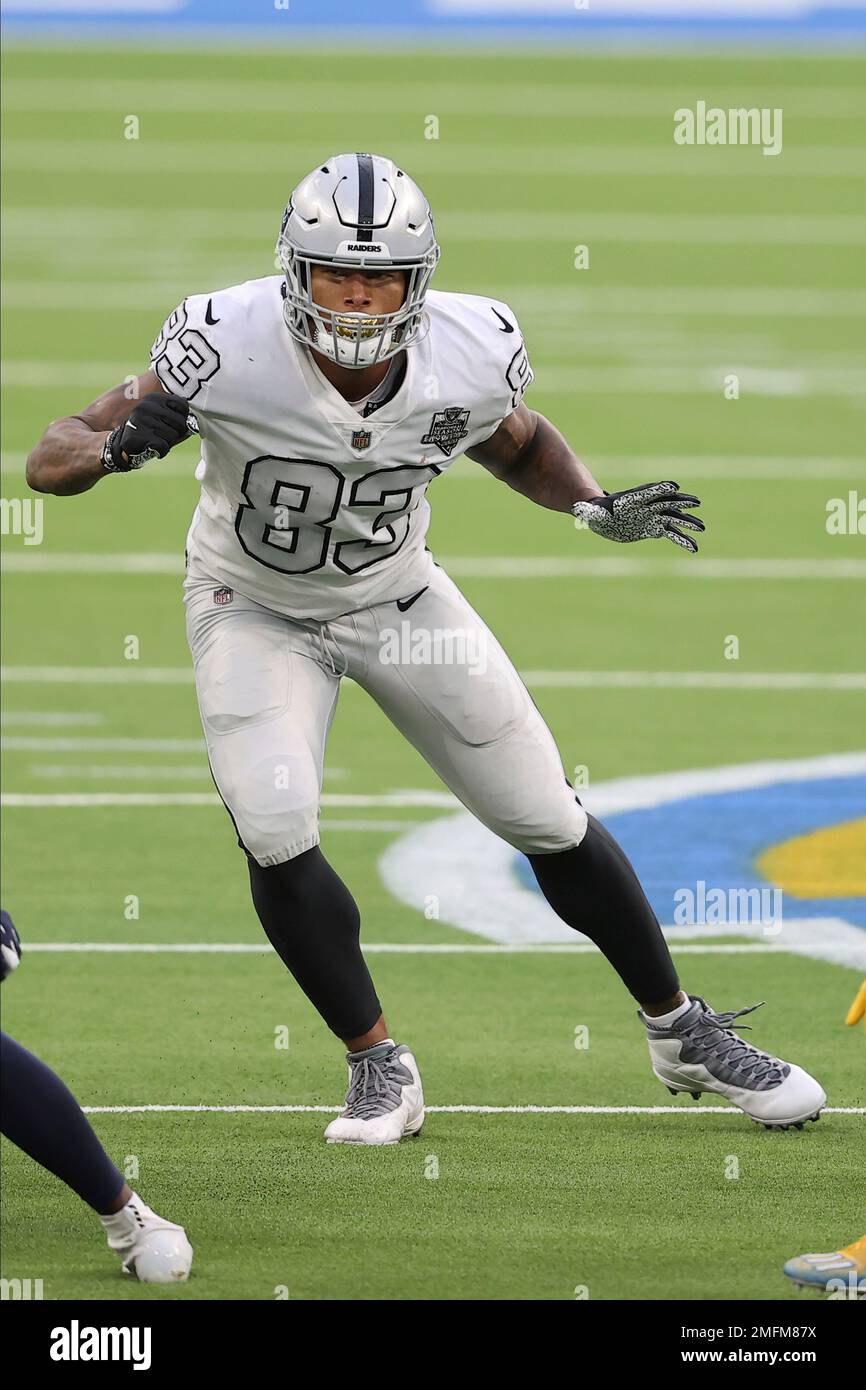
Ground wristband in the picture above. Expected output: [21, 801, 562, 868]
[101, 428, 155, 473]
[101, 429, 125, 472]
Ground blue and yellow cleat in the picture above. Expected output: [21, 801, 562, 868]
[783, 1236, 866, 1297]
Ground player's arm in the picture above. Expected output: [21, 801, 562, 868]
[467, 403, 603, 511]
[468, 402, 706, 552]
[25, 370, 190, 497]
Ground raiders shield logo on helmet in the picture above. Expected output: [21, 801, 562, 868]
[421, 406, 470, 458]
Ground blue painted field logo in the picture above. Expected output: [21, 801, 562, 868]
[49, 1320, 151, 1370]
[0, 496, 43, 545]
[673, 881, 783, 936]
[673, 102, 783, 157]
[378, 622, 488, 675]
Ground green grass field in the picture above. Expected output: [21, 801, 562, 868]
[1, 42, 864, 1302]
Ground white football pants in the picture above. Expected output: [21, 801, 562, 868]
[184, 562, 587, 866]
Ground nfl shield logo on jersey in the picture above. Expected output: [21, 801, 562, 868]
[212, 587, 233, 606]
[351, 429, 372, 451]
[421, 407, 470, 457]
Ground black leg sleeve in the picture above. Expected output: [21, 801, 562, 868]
[0, 1032, 125, 1213]
[527, 814, 679, 1004]
[247, 845, 382, 1041]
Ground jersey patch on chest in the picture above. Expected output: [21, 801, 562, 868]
[420, 406, 471, 457]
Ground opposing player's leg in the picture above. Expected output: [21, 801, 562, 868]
[185, 573, 423, 1144]
[0, 1032, 192, 1282]
[352, 567, 825, 1128]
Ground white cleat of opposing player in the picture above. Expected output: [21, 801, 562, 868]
[325, 1041, 425, 1145]
[641, 996, 826, 1130]
[102, 1193, 193, 1283]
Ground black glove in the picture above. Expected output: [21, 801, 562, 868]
[0, 909, 22, 981]
[572, 481, 705, 553]
[102, 392, 191, 472]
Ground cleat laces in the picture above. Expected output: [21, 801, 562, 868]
[343, 1051, 409, 1120]
[678, 998, 786, 1085]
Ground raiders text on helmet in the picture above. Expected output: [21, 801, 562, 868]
[276, 153, 440, 368]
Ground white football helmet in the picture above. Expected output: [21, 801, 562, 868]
[276, 152, 440, 368]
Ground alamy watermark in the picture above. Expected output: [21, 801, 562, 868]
[826, 491, 865, 535]
[1, 497, 43, 545]
[674, 101, 783, 157]
[1, 1277, 44, 1300]
[378, 622, 488, 675]
[673, 881, 783, 936]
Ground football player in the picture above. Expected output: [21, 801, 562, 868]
[26, 153, 825, 1143]
[0, 909, 193, 1280]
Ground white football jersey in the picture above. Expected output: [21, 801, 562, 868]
[151, 278, 533, 620]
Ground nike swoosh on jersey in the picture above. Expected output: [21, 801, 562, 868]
[395, 587, 428, 612]
[490, 307, 514, 333]
[205, 299, 220, 325]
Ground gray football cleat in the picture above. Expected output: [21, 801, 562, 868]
[324, 1041, 424, 1145]
[640, 995, 826, 1129]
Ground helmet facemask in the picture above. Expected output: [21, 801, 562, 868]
[278, 242, 440, 368]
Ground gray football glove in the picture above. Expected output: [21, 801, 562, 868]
[572, 481, 705, 553]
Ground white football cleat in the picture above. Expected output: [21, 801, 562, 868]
[640, 996, 826, 1129]
[325, 1040, 424, 1145]
[101, 1193, 193, 1283]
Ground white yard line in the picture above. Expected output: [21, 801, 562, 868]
[23, 941, 821, 956]
[5, 455, 861, 483]
[3, 283, 866, 351]
[0, 711, 105, 726]
[77, 1103, 864, 1116]
[30, 763, 212, 780]
[7, 210, 866, 248]
[5, 357, 865, 395]
[5, 736, 203, 751]
[450, 456, 866, 481]
[2, 669, 864, 706]
[535, 365, 866, 396]
[447, 212, 866, 244]
[311, 820, 426, 831]
[1, 666, 195, 684]
[6, 454, 864, 481]
[23, 757, 348, 780]
[521, 671, 866, 690]
[505, 286, 866, 317]
[3, 215, 866, 282]
[1, 554, 186, 573]
[444, 556, 866, 579]
[2, 141, 864, 178]
[0, 791, 458, 808]
[4, 80, 865, 116]
[4, 556, 866, 580]
[1, 448, 201, 478]
[0, 812, 422, 830]
[504, 286, 866, 317]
